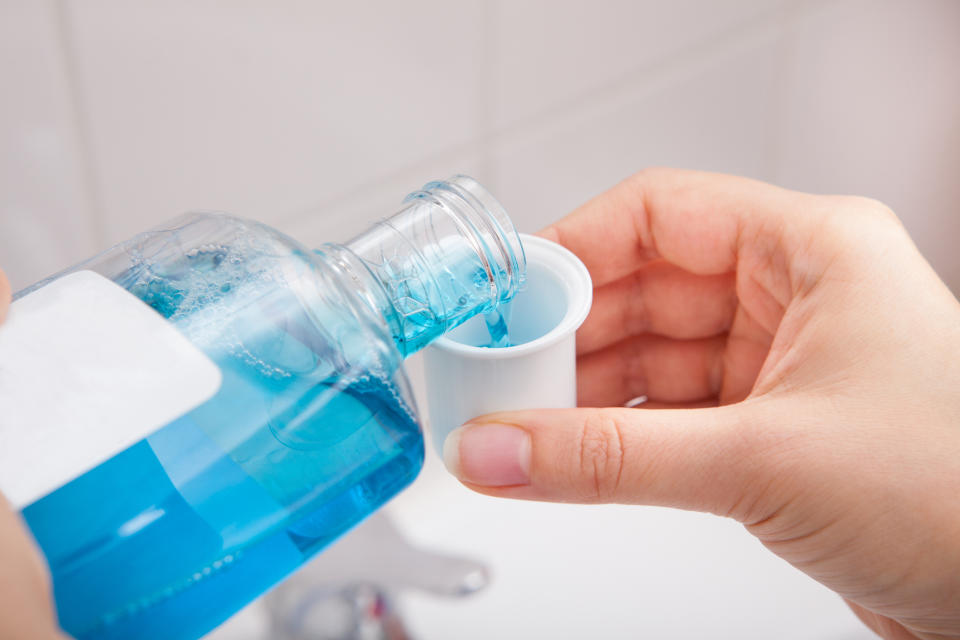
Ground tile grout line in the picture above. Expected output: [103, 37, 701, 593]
[52, 0, 107, 249]
[767, 0, 836, 185]
[473, 2, 800, 151]
[274, 2, 501, 232]
[273, 139, 490, 229]
[476, 0, 498, 190]
[275, 1, 802, 229]
[762, 3, 794, 184]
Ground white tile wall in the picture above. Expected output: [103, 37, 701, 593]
[277, 144, 489, 248]
[488, 0, 792, 130]
[775, 0, 960, 289]
[1, 0, 957, 638]
[0, 0, 98, 291]
[489, 19, 783, 233]
[61, 0, 487, 243]
[3, 0, 958, 289]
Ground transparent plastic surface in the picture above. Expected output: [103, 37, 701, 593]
[335, 175, 525, 356]
[15, 177, 524, 640]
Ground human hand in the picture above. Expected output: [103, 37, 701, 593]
[442, 169, 960, 640]
[0, 269, 67, 639]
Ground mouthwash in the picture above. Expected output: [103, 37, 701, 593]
[8, 176, 525, 640]
[483, 303, 513, 348]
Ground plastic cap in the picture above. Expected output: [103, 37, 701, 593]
[422, 235, 592, 456]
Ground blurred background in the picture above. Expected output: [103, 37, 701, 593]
[1, 0, 958, 638]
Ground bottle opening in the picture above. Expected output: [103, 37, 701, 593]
[337, 176, 528, 357]
[433, 175, 527, 303]
[433, 234, 592, 355]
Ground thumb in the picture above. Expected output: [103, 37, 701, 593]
[442, 405, 774, 517]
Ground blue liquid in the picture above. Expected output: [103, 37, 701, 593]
[21, 255, 424, 639]
[366, 242, 517, 355]
[483, 302, 513, 348]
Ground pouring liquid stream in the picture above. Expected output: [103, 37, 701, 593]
[483, 302, 513, 348]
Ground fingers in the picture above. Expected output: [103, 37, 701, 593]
[844, 601, 918, 640]
[719, 305, 774, 403]
[0, 268, 10, 323]
[576, 262, 736, 354]
[0, 274, 58, 636]
[539, 167, 818, 286]
[577, 333, 725, 406]
[0, 281, 63, 640]
[637, 399, 719, 409]
[443, 404, 769, 516]
[0, 494, 60, 639]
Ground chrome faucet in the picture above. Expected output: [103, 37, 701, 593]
[262, 511, 488, 639]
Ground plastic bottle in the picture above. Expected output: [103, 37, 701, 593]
[5, 176, 525, 640]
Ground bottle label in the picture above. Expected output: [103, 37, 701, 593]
[0, 270, 222, 509]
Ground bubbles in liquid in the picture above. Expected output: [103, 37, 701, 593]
[123, 225, 314, 381]
[24, 236, 424, 639]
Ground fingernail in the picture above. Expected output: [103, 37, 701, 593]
[442, 423, 531, 487]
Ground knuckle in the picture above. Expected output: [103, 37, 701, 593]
[850, 196, 901, 225]
[577, 410, 627, 501]
[811, 195, 908, 269]
[629, 167, 655, 183]
[827, 195, 902, 230]
[627, 167, 669, 193]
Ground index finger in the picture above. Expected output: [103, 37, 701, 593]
[538, 168, 816, 287]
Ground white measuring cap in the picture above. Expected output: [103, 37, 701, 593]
[423, 234, 593, 457]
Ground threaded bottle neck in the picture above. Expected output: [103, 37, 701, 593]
[321, 176, 525, 357]
[411, 175, 526, 305]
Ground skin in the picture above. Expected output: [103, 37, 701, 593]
[0, 268, 68, 639]
[2, 170, 958, 638]
[444, 169, 960, 639]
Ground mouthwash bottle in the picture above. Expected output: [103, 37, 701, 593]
[0, 176, 525, 640]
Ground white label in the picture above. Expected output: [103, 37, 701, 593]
[0, 270, 222, 509]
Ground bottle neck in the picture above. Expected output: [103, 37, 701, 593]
[319, 176, 525, 358]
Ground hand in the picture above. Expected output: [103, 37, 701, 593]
[442, 169, 960, 640]
[0, 269, 67, 639]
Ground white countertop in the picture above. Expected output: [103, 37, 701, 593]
[209, 444, 875, 640]
[385, 448, 874, 640]
[209, 355, 878, 639]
